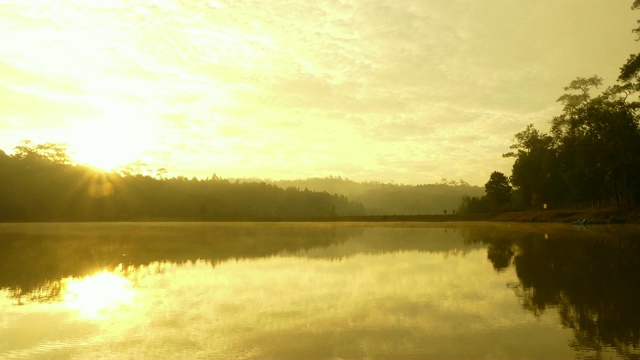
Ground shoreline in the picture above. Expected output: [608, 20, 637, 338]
[492, 207, 640, 224]
[0, 214, 493, 223]
[1, 207, 638, 224]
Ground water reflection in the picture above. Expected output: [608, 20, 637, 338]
[0, 222, 363, 302]
[462, 224, 640, 359]
[62, 268, 135, 319]
[1, 222, 639, 359]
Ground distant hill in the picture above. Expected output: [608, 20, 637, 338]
[270, 177, 485, 215]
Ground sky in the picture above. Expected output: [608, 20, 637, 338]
[0, 0, 638, 186]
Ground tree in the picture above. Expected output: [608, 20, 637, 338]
[503, 124, 561, 209]
[484, 171, 512, 211]
[552, 80, 640, 204]
[555, 75, 603, 117]
[505, 70, 640, 207]
[497, 2, 640, 208]
[12, 140, 71, 165]
[0, 141, 369, 221]
[457, 195, 491, 214]
[619, 1, 640, 82]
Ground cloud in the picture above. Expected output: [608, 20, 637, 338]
[0, 0, 637, 185]
[0, 85, 91, 125]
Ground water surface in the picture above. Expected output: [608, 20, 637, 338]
[1, 222, 639, 359]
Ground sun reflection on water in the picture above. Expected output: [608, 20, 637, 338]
[61, 266, 135, 319]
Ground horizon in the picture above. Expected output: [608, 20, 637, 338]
[1, 0, 637, 186]
[0, 142, 485, 188]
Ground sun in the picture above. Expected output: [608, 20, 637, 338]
[64, 112, 157, 171]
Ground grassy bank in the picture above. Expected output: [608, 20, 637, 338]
[492, 207, 640, 224]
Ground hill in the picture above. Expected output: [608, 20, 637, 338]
[271, 177, 485, 215]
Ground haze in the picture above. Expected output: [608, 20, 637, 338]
[0, 0, 636, 185]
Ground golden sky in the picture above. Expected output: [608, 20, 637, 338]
[0, 0, 637, 185]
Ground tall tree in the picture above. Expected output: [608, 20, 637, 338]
[553, 78, 640, 204]
[619, 1, 640, 83]
[484, 171, 512, 211]
[504, 125, 560, 208]
[501, 1, 640, 208]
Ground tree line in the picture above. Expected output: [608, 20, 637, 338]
[0, 142, 486, 221]
[0, 142, 365, 221]
[271, 176, 484, 215]
[461, 2, 640, 213]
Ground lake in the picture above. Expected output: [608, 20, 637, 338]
[1, 222, 639, 359]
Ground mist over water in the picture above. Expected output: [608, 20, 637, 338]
[1, 222, 639, 359]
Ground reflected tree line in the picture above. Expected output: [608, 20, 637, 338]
[461, 2, 640, 213]
[463, 226, 640, 359]
[2, 220, 639, 357]
[0, 224, 474, 303]
[0, 142, 365, 221]
[0, 223, 363, 301]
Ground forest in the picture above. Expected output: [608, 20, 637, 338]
[460, 2, 640, 213]
[0, 142, 368, 221]
[0, 142, 484, 221]
[271, 177, 484, 215]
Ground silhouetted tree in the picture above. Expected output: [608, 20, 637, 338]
[484, 171, 512, 211]
[497, 1, 640, 208]
[504, 124, 562, 209]
[457, 195, 491, 214]
[505, 75, 640, 207]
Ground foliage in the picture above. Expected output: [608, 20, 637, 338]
[0, 143, 483, 220]
[496, 2, 640, 209]
[0, 143, 365, 221]
[272, 176, 484, 215]
[503, 124, 562, 208]
[12, 140, 71, 165]
[457, 195, 491, 214]
[504, 80, 640, 208]
[457, 173, 512, 214]
[484, 171, 512, 210]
